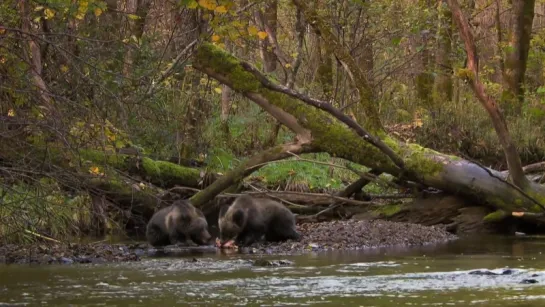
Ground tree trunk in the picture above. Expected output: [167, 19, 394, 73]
[502, 0, 536, 113]
[434, 0, 453, 107]
[257, 0, 278, 73]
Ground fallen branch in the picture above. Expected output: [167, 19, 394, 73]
[241, 61, 406, 173]
[189, 142, 312, 207]
[171, 186, 376, 206]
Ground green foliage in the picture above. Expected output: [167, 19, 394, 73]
[0, 180, 94, 244]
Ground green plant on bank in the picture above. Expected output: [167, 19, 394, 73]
[0, 179, 96, 244]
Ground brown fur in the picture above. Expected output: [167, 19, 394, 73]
[218, 195, 301, 246]
[146, 200, 211, 247]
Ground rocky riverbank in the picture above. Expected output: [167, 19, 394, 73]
[0, 219, 457, 265]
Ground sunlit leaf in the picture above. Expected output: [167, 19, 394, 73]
[247, 25, 259, 36]
[215, 5, 227, 13]
[214, 87, 222, 94]
[257, 31, 268, 40]
[186, 0, 199, 9]
[44, 8, 55, 19]
[7, 109, 15, 117]
[94, 8, 103, 17]
[198, 0, 217, 10]
[211, 34, 221, 42]
[127, 14, 140, 20]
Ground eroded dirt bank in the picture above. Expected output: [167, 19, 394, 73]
[0, 219, 457, 265]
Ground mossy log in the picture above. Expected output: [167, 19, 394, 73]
[192, 43, 545, 219]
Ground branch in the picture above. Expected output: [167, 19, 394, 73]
[292, 0, 382, 131]
[447, 0, 528, 188]
[145, 38, 199, 97]
[189, 142, 312, 207]
[195, 64, 312, 143]
[239, 61, 406, 172]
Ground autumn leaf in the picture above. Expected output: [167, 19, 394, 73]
[198, 0, 217, 10]
[44, 8, 55, 19]
[60, 65, 69, 73]
[214, 87, 222, 94]
[211, 34, 221, 42]
[186, 0, 199, 9]
[257, 31, 268, 40]
[94, 8, 103, 17]
[215, 5, 228, 14]
[89, 166, 103, 176]
[7, 109, 15, 117]
[247, 25, 259, 36]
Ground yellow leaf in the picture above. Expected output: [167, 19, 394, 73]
[198, 0, 217, 10]
[7, 109, 15, 117]
[127, 14, 140, 20]
[247, 25, 258, 36]
[44, 8, 55, 19]
[60, 65, 69, 73]
[187, 0, 199, 9]
[75, 12, 85, 20]
[284, 63, 292, 68]
[89, 166, 100, 175]
[211, 34, 220, 42]
[257, 31, 268, 40]
[214, 87, 222, 94]
[215, 5, 227, 14]
[34, 6, 44, 12]
[94, 8, 103, 17]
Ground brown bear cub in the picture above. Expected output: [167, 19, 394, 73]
[218, 195, 301, 247]
[146, 200, 212, 247]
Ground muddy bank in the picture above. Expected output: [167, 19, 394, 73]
[0, 219, 456, 265]
[0, 242, 144, 265]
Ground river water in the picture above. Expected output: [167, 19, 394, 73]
[1, 235, 545, 306]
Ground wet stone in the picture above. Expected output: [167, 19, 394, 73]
[521, 279, 539, 284]
[252, 259, 294, 267]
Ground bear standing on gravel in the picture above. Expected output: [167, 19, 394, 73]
[217, 195, 301, 247]
[146, 200, 212, 247]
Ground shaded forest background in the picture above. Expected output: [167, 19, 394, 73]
[2, 0, 545, 243]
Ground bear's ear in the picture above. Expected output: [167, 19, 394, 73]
[232, 209, 245, 227]
[219, 205, 229, 218]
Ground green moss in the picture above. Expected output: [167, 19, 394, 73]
[195, 43, 260, 92]
[79, 149, 129, 169]
[483, 209, 508, 222]
[141, 157, 161, 177]
[403, 143, 444, 177]
[373, 203, 404, 217]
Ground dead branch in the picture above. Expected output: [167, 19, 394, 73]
[189, 142, 313, 207]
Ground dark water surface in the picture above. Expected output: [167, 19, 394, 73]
[1, 235, 545, 306]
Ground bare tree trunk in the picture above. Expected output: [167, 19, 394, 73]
[122, 0, 152, 77]
[447, 0, 528, 189]
[18, 0, 54, 114]
[434, 0, 453, 107]
[257, 0, 278, 73]
[502, 0, 536, 113]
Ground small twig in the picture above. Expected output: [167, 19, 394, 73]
[24, 229, 62, 243]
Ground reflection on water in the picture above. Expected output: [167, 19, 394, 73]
[1, 235, 545, 306]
